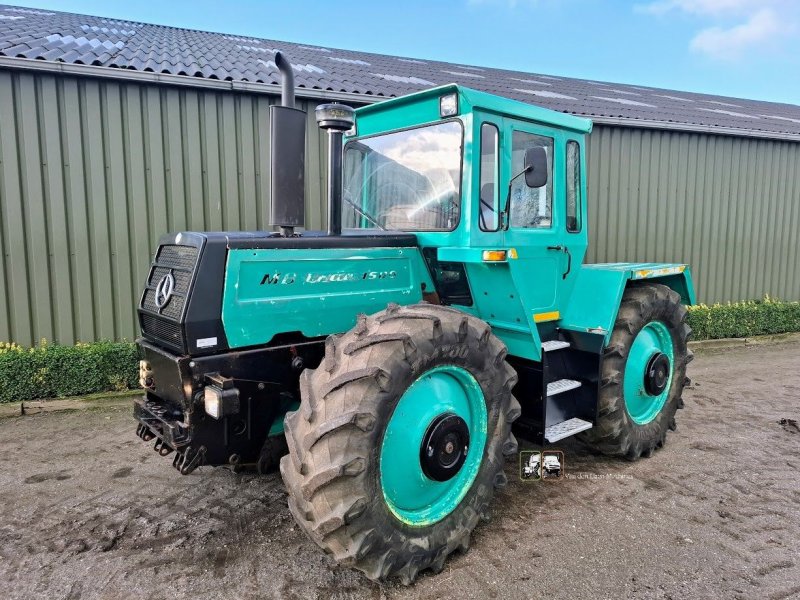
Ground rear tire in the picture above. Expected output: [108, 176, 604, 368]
[578, 283, 692, 459]
[280, 303, 520, 583]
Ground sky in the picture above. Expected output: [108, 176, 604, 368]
[10, 0, 800, 105]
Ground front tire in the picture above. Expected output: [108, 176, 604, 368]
[280, 303, 520, 583]
[579, 283, 692, 459]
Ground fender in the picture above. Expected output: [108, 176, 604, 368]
[559, 263, 696, 345]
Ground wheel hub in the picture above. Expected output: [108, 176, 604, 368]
[420, 413, 470, 482]
[623, 320, 675, 425]
[644, 352, 670, 395]
[379, 365, 488, 527]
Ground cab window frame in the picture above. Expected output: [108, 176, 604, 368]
[565, 139, 582, 233]
[341, 118, 465, 233]
[507, 129, 555, 230]
[478, 122, 500, 232]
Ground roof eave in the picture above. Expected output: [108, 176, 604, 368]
[1, 56, 798, 142]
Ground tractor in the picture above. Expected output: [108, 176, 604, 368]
[134, 52, 694, 583]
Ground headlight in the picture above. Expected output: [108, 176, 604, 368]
[204, 386, 222, 419]
[203, 375, 240, 419]
[440, 93, 458, 117]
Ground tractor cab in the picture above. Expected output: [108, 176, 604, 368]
[340, 85, 593, 363]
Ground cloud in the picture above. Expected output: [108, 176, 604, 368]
[689, 8, 787, 60]
[636, 0, 797, 60]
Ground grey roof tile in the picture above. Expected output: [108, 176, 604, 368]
[0, 3, 798, 137]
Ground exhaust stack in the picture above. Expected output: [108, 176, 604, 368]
[269, 52, 306, 236]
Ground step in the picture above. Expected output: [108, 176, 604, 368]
[546, 378, 581, 396]
[545, 417, 593, 443]
[541, 340, 570, 352]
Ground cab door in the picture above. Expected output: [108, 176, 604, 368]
[501, 122, 570, 324]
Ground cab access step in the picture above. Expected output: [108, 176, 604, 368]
[510, 330, 602, 445]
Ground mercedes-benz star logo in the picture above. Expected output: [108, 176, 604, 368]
[154, 271, 175, 309]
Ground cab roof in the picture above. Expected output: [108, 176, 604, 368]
[355, 84, 593, 135]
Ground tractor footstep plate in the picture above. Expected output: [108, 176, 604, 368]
[547, 378, 581, 396]
[545, 418, 593, 442]
[542, 340, 570, 352]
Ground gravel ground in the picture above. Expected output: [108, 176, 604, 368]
[1, 342, 799, 600]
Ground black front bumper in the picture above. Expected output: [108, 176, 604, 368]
[134, 393, 207, 474]
[133, 337, 324, 474]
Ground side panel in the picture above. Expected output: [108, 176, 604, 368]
[560, 263, 695, 345]
[222, 247, 432, 348]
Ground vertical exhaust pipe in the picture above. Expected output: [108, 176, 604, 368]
[276, 52, 295, 109]
[269, 52, 305, 236]
[315, 104, 355, 236]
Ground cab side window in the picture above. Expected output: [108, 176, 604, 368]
[566, 140, 582, 233]
[510, 131, 553, 228]
[478, 123, 499, 231]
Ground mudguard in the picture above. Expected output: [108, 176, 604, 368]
[559, 263, 696, 345]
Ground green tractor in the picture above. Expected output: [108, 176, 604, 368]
[134, 52, 694, 583]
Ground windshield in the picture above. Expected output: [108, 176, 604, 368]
[342, 121, 463, 231]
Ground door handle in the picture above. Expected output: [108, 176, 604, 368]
[547, 245, 572, 279]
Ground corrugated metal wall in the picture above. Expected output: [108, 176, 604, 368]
[0, 69, 330, 346]
[1, 68, 798, 345]
[585, 125, 800, 304]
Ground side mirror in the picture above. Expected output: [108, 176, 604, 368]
[524, 146, 548, 188]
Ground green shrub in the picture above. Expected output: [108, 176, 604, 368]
[1, 296, 798, 402]
[687, 296, 800, 340]
[0, 340, 138, 404]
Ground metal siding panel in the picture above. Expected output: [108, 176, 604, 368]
[124, 85, 152, 319]
[143, 86, 168, 250]
[202, 92, 223, 230]
[40, 76, 74, 343]
[783, 140, 800, 300]
[164, 90, 187, 231]
[220, 94, 240, 230]
[238, 95, 258, 229]
[254, 96, 270, 230]
[778, 142, 798, 299]
[82, 78, 116, 340]
[61, 77, 96, 343]
[0, 70, 32, 344]
[183, 89, 205, 232]
[105, 82, 134, 340]
[18, 73, 54, 343]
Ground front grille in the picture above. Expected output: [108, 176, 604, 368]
[140, 314, 183, 350]
[140, 243, 200, 352]
[158, 245, 199, 270]
[141, 266, 193, 319]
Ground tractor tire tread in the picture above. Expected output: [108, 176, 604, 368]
[280, 303, 519, 584]
[577, 283, 691, 459]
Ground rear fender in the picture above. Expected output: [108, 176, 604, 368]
[560, 263, 695, 345]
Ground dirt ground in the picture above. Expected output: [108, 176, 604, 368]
[1, 342, 799, 600]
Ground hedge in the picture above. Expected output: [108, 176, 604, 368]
[686, 296, 800, 341]
[0, 340, 138, 404]
[1, 297, 799, 403]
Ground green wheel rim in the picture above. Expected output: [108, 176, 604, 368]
[623, 321, 674, 425]
[380, 365, 488, 527]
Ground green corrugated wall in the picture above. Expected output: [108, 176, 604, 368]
[0, 68, 798, 346]
[585, 127, 800, 304]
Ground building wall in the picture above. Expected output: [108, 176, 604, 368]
[0, 69, 330, 346]
[1, 68, 798, 345]
[585, 125, 800, 305]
